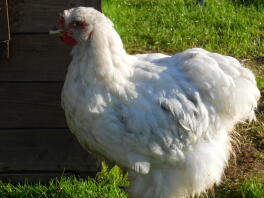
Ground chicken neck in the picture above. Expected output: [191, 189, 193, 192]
[70, 23, 136, 99]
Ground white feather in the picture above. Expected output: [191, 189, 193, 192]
[61, 7, 260, 198]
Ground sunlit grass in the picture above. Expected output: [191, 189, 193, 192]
[257, 77, 264, 90]
[103, 0, 264, 57]
[0, 166, 263, 198]
[215, 177, 264, 198]
[0, 163, 128, 198]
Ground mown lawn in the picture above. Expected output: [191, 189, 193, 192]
[0, 164, 128, 198]
[104, 0, 264, 57]
[1, 0, 263, 197]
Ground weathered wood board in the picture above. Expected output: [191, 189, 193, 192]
[0, 129, 98, 182]
[0, 0, 102, 182]
[0, 0, 10, 58]
[8, 0, 101, 33]
[0, 83, 66, 128]
[0, 129, 97, 171]
[0, 35, 70, 81]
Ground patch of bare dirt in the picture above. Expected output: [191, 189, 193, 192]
[241, 55, 264, 76]
[217, 61, 264, 192]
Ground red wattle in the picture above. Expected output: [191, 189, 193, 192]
[60, 33, 77, 46]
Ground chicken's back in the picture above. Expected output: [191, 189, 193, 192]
[169, 48, 260, 128]
[128, 48, 260, 198]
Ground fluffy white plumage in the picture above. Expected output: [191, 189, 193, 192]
[58, 7, 260, 198]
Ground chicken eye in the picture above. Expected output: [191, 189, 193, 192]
[70, 21, 86, 28]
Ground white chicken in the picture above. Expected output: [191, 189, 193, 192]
[51, 7, 260, 198]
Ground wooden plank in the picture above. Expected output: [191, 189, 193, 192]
[9, 0, 101, 33]
[0, 129, 99, 175]
[0, 82, 67, 128]
[96, 0, 102, 11]
[0, 0, 11, 58]
[0, 0, 10, 40]
[0, 35, 71, 81]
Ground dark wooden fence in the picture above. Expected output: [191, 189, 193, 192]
[0, 0, 101, 182]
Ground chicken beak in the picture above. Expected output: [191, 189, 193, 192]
[49, 26, 65, 35]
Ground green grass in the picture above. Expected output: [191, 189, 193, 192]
[257, 77, 264, 90]
[104, 0, 264, 57]
[0, 166, 263, 198]
[240, 177, 264, 198]
[0, 164, 128, 198]
[215, 177, 264, 198]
